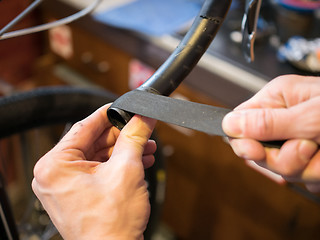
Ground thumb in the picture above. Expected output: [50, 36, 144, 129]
[222, 103, 316, 141]
[111, 115, 157, 163]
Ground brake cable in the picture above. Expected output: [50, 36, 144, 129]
[0, 0, 102, 40]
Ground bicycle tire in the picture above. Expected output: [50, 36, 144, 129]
[0, 86, 118, 139]
[0, 86, 164, 239]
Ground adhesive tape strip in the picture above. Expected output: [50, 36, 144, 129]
[109, 90, 285, 148]
[109, 89, 231, 136]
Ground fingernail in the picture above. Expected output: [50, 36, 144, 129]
[299, 140, 318, 163]
[229, 139, 249, 159]
[306, 183, 320, 193]
[222, 111, 243, 137]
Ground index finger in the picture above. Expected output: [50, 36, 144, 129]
[110, 115, 157, 164]
[54, 103, 113, 152]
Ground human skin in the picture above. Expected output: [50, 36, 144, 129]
[222, 75, 320, 192]
[32, 104, 157, 239]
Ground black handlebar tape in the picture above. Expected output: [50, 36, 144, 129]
[107, 0, 232, 129]
[137, 0, 232, 95]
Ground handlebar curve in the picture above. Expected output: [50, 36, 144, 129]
[107, 0, 232, 130]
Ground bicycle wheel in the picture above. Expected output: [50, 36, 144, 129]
[0, 86, 118, 138]
[0, 86, 165, 239]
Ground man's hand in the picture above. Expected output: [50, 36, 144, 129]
[222, 75, 320, 192]
[32, 104, 157, 239]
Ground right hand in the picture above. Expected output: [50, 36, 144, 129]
[222, 75, 320, 192]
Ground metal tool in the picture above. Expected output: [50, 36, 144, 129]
[241, 0, 263, 62]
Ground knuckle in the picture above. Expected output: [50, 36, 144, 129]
[266, 149, 301, 177]
[279, 166, 298, 177]
[71, 120, 85, 132]
[33, 158, 44, 180]
[31, 178, 38, 193]
[122, 132, 146, 148]
[33, 155, 54, 185]
[272, 74, 296, 87]
[270, 162, 297, 177]
[306, 115, 320, 143]
[269, 159, 302, 177]
[304, 152, 320, 180]
[251, 109, 275, 138]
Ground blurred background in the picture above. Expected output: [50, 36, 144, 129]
[0, 0, 320, 239]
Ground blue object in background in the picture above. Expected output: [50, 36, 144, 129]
[274, 0, 320, 12]
[94, 0, 203, 36]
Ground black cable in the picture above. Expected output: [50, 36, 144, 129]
[0, 0, 44, 37]
[0, 0, 102, 40]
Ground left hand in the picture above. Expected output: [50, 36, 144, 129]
[32, 103, 157, 240]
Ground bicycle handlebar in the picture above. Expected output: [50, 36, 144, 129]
[107, 0, 232, 130]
